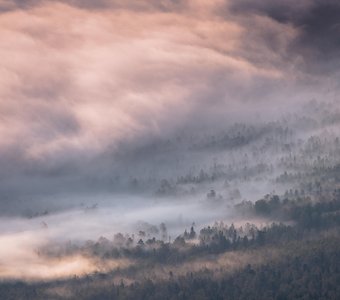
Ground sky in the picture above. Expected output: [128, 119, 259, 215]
[0, 0, 340, 209]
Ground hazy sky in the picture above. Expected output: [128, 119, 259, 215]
[0, 0, 339, 206]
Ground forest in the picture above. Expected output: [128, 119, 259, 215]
[1, 0, 340, 299]
[1, 170, 340, 299]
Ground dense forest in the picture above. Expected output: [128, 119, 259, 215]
[1, 187, 340, 299]
[2, 103, 340, 299]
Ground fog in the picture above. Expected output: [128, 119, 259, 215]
[0, 195, 227, 280]
[1, 0, 340, 283]
[1, 100, 340, 280]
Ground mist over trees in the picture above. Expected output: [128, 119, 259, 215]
[1, 0, 340, 299]
[1, 100, 340, 300]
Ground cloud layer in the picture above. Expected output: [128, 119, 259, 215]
[0, 0, 338, 206]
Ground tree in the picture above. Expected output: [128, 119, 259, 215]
[189, 226, 196, 239]
[160, 223, 168, 241]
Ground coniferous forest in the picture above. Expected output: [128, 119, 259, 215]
[1, 0, 340, 299]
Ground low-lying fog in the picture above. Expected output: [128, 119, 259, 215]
[0, 194, 233, 280]
[2, 100, 340, 280]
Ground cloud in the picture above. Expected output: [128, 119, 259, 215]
[0, 0, 337, 206]
[228, 0, 340, 74]
[0, 0, 191, 13]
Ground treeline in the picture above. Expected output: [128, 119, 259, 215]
[237, 192, 340, 222]
[2, 196, 340, 300]
[39, 196, 340, 264]
[81, 236, 340, 300]
[188, 195, 340, 256]
[2, 234, 339, 300]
